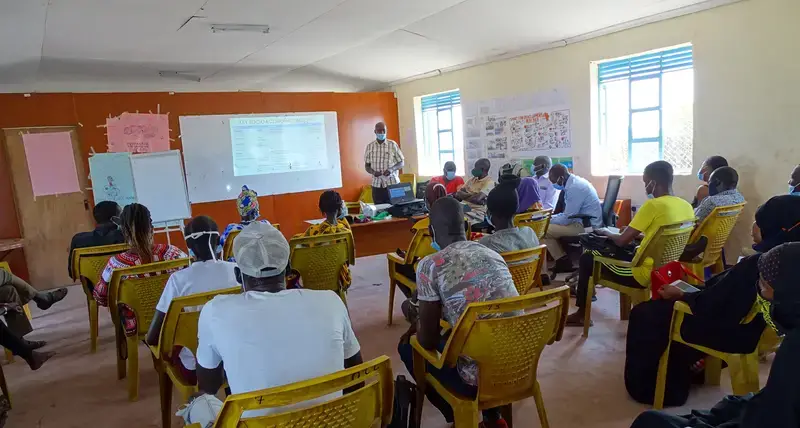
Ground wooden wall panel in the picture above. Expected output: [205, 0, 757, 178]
[0, 91, 400, 261]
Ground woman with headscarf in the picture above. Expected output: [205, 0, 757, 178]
[631, 242, 800, 428]
[498, 162, 542, 213]
[218, 185, 272, 261]
[624, 194, 800, 407]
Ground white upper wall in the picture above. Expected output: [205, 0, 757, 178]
[391, 0, 800, 254]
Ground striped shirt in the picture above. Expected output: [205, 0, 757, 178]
[364, 139, 404, 188]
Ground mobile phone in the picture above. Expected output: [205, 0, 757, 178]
[671, 280, 701, 293]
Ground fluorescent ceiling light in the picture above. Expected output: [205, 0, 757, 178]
[210, 24, 270, 34]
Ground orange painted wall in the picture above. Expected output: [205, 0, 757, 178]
[0, 92, 399, 278]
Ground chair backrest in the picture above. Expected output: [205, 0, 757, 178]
[512, 210, 552, 240]
[212, 356, 394, 428]
[439, 286, 569, 403]
[73, 244, 130, 294]
[111, 258, 191, 336]
[689, 203, 746, 267]
[0, 261, 10, 273]
[500, 245, 547, 295]
[288, 231, 355, 297]
[153, 287, 241, 361]
[222, 224, 281, 261]
[601, 176, 624, 227]
[631, 221, 696, 268]
[404, 226, 436, 264]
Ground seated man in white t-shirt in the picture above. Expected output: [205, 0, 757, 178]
[194, 221, 363, 416]
[146, 215, 238, 383]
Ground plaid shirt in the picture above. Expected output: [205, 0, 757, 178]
[94, 244, 187, 336]
[364, 139, 404, 188]
[694, 189, 745, 224]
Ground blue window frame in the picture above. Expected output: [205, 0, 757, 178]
[598, 45, 693, 172]
[421, 90, 461, 167]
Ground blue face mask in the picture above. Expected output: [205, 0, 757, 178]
[790, 184, 799, 194]
[188, 249, 196, 259]
[645, 180, 655, 199]
[552, 177, 565, 191]
[485, 215, 494, 228]
[376, 133, 386, 141]
[445, 171, 456, 180]
[697, 170, 705, 182]
[430, 228, 441, 251]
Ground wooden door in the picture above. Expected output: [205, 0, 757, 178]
[2, 127, 92, 289]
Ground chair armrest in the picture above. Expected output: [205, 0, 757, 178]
[569, 214, 595, 228]
[593, 255, 633, 268]
[439, 320, 451, 334]
[148, 344, 160, 360]
[387, 253, 405, 264]
[673, 301, 694, 315]
[410, 336, 445, 369]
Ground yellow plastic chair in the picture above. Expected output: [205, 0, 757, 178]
[584, 220, 695, 337]
[109, 258, 190, 401]
[682, 203, 746, 283]
[201, 355, 394, 428]
[150, 287, 241, 428]
[358, 185, 374, 204]
[653, 300, 767, 409]
[0, 261, 33, 364]
[221, 223, 280, 261]
[70, 243, 129, 353]
[410, 286, 570, 428]
[500, 245, 547, 294]
[386, 227, 437, 325]
[513, 209, 552, 240]
[399, 173, 417, 196]
[288, 231, 355, 305]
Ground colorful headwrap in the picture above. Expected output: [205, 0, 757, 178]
[237, 185, 260, 218]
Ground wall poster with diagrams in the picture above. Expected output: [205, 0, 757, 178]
[462, 89, 572, 179]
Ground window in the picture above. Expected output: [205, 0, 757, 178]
[415, 90, 464, 177]
[593, 45, 694, 175]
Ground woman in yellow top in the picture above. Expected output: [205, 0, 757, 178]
[567, 160, 695, 327]
[296, 190, 352, 290]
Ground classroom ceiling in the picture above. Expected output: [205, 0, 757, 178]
[0, 0, 729, 93]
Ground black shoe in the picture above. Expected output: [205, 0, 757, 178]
[551, 257, 576, 275]
[35, 288, 68, 310]
[540, 274, 551, 286]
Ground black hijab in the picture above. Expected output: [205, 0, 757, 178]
[753, 195, 800, 253]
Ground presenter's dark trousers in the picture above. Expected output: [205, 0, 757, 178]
[372, 186, 390, 204]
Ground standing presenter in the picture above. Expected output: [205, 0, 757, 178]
[364, 121, 405, 204]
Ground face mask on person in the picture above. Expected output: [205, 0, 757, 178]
[472, 168, 483, 178]
[552, 176, 565, 191]
[645, 180, 656, 199]
[429, 227, 441, 251]
[186, 230, 221, 262]
[376, 132, 386, 141]
[445, 171, 456, 180]
[532, 165, 546, 176]
[790, 184, 799, 194]
[697, 169, 705, 182]
[485, 215, 494, 228]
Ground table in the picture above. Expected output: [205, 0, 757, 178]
[0, 239, 24, 262]
[350, 217, 417, 257]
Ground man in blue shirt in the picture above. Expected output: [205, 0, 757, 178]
[543, 164, 602, 270]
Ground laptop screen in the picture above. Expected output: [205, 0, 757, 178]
[388, 183, 414, 204]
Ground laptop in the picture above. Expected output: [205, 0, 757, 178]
[388, 182, 422, 205]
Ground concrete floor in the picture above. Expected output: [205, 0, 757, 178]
[4, 254, 773, 427]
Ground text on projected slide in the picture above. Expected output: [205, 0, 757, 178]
[230, 115, 330, 177]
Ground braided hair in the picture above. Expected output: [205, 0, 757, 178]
[120, 203, 154, 264]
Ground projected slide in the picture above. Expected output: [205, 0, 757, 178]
[230, 115, 330, 177]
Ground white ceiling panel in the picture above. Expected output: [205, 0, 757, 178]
[0, 0, 731, 92]
[0, 0, 48, 84]
[309, 30, 488, 86]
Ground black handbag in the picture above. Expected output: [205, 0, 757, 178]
[388, 375, 419, 428]
[579, 233, 636, 261]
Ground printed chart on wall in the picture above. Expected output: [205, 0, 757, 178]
[462, 89, 572, 179]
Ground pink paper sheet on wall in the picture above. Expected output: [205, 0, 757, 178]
[106, 113, 170, 153]
[22, 132, 81, 197]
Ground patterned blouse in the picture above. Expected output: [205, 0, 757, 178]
[94, 244, 187, 336]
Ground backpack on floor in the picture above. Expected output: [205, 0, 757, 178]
[389, 375, 419, 428]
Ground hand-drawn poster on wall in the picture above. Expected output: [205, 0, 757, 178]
[106, 113, 170, 153]
[89, 152, 137, 206]
[461, 88, 571, 173]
